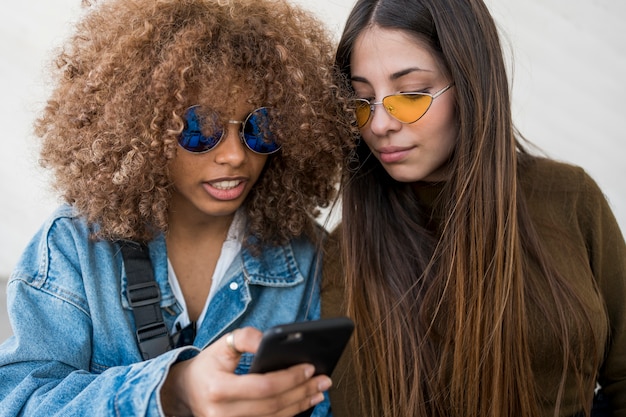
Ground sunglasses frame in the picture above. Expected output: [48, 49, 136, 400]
[179, 105, 281, 155]
[355, 83, 454, 128]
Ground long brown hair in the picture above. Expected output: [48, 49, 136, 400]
[335, 0, 603, 415]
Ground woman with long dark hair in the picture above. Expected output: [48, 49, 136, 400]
[323, 0, 626, 415]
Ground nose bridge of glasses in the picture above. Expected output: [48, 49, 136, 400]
[227, 119, 244, 143]
[371, 98, 403, 121]
[355, 99, 394, 128]
[220, 119, 248, 147]
[367, 100, 392, 118]
[214, 122, 250, 161]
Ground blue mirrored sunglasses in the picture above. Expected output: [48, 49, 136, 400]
[179, 105, 281, 154]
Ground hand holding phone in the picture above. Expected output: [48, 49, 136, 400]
[249, 317, 354, 417]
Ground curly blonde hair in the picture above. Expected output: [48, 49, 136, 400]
[35, 0, 353, 245]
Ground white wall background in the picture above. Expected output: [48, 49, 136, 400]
[1, 0, 625, 279]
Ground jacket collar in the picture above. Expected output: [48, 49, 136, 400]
[141, 233, 306, 300]
[238, 237, 305, 287]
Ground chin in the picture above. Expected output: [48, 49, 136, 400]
[383, 168, 427, 183]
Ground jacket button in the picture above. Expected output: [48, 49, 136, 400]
[229, 282, 239, 291]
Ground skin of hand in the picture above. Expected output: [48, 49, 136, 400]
[160, 326, 332, 417]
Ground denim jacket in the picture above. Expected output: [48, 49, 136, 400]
[0, 205, 329, 416]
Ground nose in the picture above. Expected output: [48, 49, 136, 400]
[367, 101, 402, 137]
[213, 122, 247, 166]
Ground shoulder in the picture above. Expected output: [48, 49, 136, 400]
[8, 206, 110, 315]
[14, 205, 92, 267]
[519, 156, 591, 189]
[519, 156, 605, 210]
[11, 205, 115, 287]
[518, 156, 620, 249]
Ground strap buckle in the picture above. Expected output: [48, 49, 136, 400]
[136, 322, 171, 360]
[127, 281, 161, 308]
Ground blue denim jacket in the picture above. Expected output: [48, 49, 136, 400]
[0, 205, 330, 416]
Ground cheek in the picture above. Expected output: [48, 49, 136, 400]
[430, 99, 458, 155]
[438, 123, 458, 158]
[168, 150, 200, 184]
[247, 153, 269, 180]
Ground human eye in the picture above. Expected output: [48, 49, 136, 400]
[396, 78, 437, 94]
[399, 87, 431, 95]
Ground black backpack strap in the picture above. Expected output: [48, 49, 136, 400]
[119, 241, 172, 360]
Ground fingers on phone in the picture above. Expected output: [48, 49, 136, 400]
[244, 364, 312, 398]
[259, 373, 331, 416]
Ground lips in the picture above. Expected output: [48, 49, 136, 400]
[204, 178, 247, 201]
[376, 146, 414, 164]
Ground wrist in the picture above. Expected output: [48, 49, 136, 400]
[160, 360, 193, 417]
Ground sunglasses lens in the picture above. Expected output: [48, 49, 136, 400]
[179, 106, 222, 153]
[383, 94, 433, 124]
[243, 107, 280, 154]
[355, 99, 372, 128]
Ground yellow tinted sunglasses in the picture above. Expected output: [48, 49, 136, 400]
[355, 83, 454, 128]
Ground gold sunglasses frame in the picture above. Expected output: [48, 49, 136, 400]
[355, 83, 454, 127]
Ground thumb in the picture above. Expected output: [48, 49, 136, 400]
[209, 326, 263, 370]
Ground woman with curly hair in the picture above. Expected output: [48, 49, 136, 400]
[322, 0, 626, 416]
[0, 0, 353, 416]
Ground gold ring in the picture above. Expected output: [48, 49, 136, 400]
[226, 331, 243, 355]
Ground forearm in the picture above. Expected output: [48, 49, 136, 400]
[0, 343, 198, 417]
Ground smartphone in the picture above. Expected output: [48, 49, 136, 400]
[249, 317, 354, 417]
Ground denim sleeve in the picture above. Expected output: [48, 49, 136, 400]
[0, 278, 199, 417]
[0, 208, 198, 417]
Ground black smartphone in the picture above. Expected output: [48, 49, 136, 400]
[249, 317, 354, 417]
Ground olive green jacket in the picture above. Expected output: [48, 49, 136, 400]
[322, 157, 626, 416]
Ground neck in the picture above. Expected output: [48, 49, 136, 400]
[165, 200, 236, 323]
[167, 192, 236, 243]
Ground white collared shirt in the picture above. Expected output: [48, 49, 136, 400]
[167, 210, 245, 332]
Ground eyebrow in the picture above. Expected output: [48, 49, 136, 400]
[351, 67, 432, 84]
